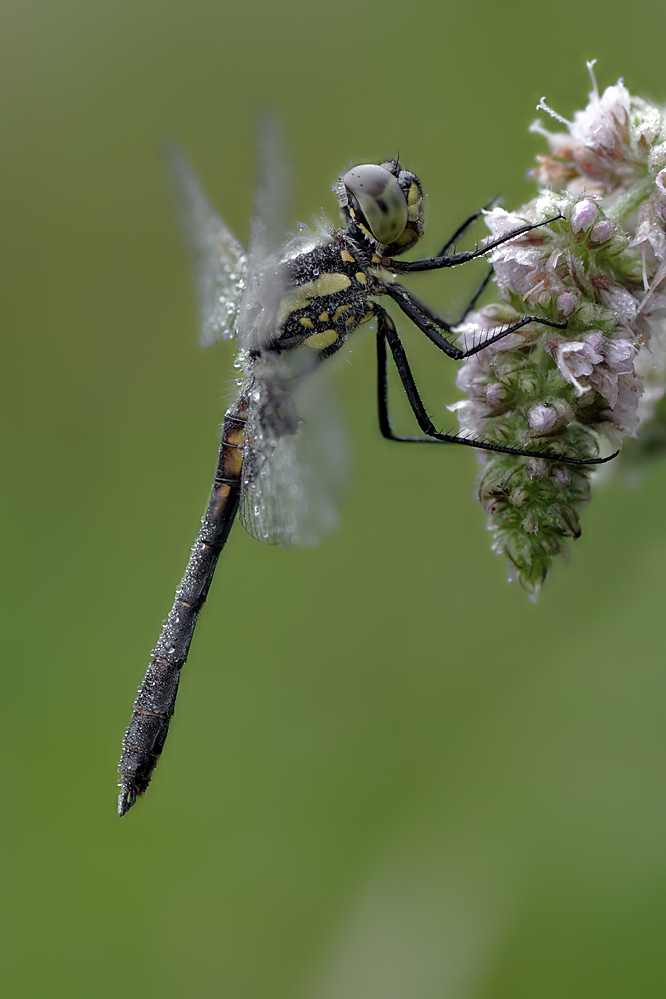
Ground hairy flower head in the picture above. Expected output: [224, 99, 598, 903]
[452, 64, 666, 597]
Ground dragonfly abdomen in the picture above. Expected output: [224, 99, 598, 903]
[117, 398, 248, 815]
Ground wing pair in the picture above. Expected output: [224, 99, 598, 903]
[167, 121, 347, 547]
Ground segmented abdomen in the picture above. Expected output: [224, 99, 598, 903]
[117, 395, 248, 814]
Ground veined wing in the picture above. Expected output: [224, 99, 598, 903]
[167, 145, 246, 348]
[236, 118, 348, 546]
[167, 117, 346, 548]
[236, 112, 291, 352]
[239, 351, 349, 547]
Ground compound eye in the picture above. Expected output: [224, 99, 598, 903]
[342, 164, 408, 245]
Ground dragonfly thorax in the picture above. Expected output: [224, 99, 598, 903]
[267, 238, 379, 360]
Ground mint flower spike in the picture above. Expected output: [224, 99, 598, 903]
[451, 63, 666, 599]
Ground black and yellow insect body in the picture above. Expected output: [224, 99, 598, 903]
[266, 243, 371, 357]
[262, 159, 424, 363]
[117, 142, 616, 816]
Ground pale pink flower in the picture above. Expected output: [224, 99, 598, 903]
[529, 63, 661, 196]
[599, 371, 643, 443]
[549, 332, 637, 409]
[450, 67, 666, 595]
[483, 206, 570, 311]
[552, 338, 604, 397]
[632, 168, 666, 265]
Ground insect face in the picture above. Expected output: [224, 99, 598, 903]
[338, 160, 424, 256]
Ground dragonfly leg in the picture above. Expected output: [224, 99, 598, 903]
[380, 282, 566, 360]
[385, 214, 563, 274]
[455, 268, 494, 324]
[375, 307, 618, 465]
[435, 197, 498, 257]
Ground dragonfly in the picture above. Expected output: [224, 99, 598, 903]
[117, 122, 616, 816]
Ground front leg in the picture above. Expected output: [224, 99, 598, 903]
[436, 198, 498, 257]
[375, 308, 618, 465]
[381, 281, 566, 360]
[379, 282, 461, 357]
[375, 306, 441, 441]
[385, 215, 563, 274]
[381, 268, 494, 332]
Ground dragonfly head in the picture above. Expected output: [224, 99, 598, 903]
[337, 160, 424, 256]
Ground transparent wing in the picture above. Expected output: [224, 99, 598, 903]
[234, 116, 346, 546]
[236, 112, 291, 351]
[167, 144, 246, 348]
[239, 352, 349, 547]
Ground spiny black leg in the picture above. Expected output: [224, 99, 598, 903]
[456, 316, 567, 359]
[437, 198, 498, 257]
[376, 313, 394, 441]
[375, 307, 618, 465]
[381, 281, 567, 361]
[455, 268, 494, 324]
[386, 286, 454, 333]
[376, 307, 438, 441]
[386, 215, 563, 275]
[380, 268, 495, 338]
[381, 283, 460, 357]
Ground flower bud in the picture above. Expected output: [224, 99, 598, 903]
[528, 403, 557, 432]
[557, 291, 578, 317]
[486, 383, 507, 406]
[648, 142, 666, 174]
[570, 199, 598, 233]
[519, 375, 537, 395]
[550, 467, 571, 487]
[526, 458, 549, 479]
[552, 505, 581, 539]
[538, 535, 563, 556]
[588, 219, 616, 246]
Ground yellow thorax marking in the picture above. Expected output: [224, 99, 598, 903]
[277, 273, 352, 328]
[332, 303, 351, 321]
[303, 329, 338, 351]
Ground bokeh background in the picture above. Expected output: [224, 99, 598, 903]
[2, 1, 666, 996]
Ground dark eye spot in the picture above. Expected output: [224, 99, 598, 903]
[377, 198, 388, 214]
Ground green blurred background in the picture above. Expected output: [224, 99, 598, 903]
[2, 1, 666, 996]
